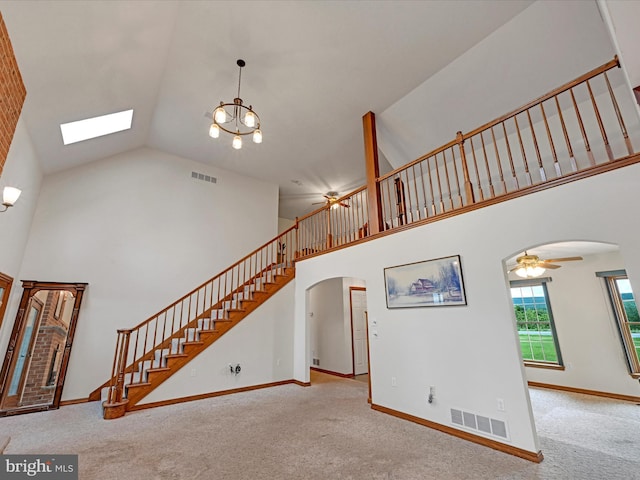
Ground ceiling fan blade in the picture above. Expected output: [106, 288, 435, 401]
[537, 262, 561, 269]
[311, 201, 325, 205]
[339, 202, 350, 208]
[544, 256, 583, 263]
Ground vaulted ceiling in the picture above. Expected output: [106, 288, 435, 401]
[1, 0, 533, 219]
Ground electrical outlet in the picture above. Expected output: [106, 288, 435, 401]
[190, 368, 196, 377]
[429, 386, 436, 396]
[276, 358, 281, 366]
[497, 398, 505, 412]
[391, 376, 397, 387]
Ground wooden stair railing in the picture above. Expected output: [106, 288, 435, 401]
[376, 56, 636, 230]
[296, 56, 640, 258]
[95, 226, 297, 419]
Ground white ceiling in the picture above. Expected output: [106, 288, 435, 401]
[1, 0, 533, 219]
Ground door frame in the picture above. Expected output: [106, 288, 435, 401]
[349, 286, 371, 402]
[0, 281, 87, 416]
[0, 272, 13, 331]
[349, 286, 367, 376]
[348, 286, 372, 403]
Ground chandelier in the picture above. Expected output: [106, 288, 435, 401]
[209, 59, 262, 149]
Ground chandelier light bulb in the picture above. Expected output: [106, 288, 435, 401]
[244, 110, 256, 128]
[233, 134, 242, 150]
[214, 107, 227, 124]
[209, 123, 220, 138]
[252, 129, 262, 144]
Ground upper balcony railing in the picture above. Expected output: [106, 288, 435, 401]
[296, 56, 640, 258]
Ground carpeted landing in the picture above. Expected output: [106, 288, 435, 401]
[1, 372, 639, 479]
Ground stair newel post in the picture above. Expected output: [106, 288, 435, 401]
[103, 328, 132, 418]
[115, 328, 132, 403]
[456, 131, 475, 206]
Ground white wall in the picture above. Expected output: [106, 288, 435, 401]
[278, 217, 295, 234]
[14, 146, 279, 401]
[294, 162, 640, 455]
[514, 250, 638, 396]
[140, 280, 295, 404]
[0, 117, 43, 363]
[378, 0, 617, 168]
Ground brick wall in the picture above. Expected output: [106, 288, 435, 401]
[0, 11, 26, 177]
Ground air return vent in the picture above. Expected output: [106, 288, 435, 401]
[191, 171, 217, 184]
[450, 408, 509, 440]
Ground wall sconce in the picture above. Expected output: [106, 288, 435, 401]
[1, 186, 21, 212]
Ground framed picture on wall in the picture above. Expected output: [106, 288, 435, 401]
[384, 255, 466, 308]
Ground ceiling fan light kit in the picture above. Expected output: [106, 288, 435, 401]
[509, 252, 583, 278]
[311, 191, 351, 210]
[208, 59, 262, 149]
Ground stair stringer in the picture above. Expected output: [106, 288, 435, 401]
[123, 268, 295, 410]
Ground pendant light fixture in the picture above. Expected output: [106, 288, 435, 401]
[208, 59, 262, 149]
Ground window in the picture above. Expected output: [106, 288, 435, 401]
[510, 279, 563, 367]
[599, 271, 640, 377]
[60, 109, 133, 145]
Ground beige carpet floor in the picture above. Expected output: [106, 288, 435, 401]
[1, 372, 639, 479]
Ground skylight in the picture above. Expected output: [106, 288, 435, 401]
[60, 109, 133, 145]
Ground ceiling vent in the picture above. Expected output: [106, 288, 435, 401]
[191, 171, 217, 184]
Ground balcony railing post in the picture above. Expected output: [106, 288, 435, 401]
[363, 112, 383, 235]
[456, 131, 475, 205]
[294, 217, 300, 259]
[326, 208, 333, 249]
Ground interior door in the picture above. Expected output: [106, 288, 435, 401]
[351, 287, 368, 375]
[3, 297, 43, 408]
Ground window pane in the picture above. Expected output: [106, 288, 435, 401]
[604, 275, 640, 375]
[511, 282, 561, 365]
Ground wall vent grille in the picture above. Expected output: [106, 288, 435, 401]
[191, 171, 217, 184]
[450, 408, 509, 440]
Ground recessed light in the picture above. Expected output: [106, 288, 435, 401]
[60, 109, 133, 145]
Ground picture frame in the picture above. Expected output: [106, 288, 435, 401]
[384, 255, 466, 308]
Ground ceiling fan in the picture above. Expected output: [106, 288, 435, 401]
[312, 191, 350, 209]
[507, 252, 583, 278]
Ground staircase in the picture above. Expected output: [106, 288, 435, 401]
[91, 227, 297, 419]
